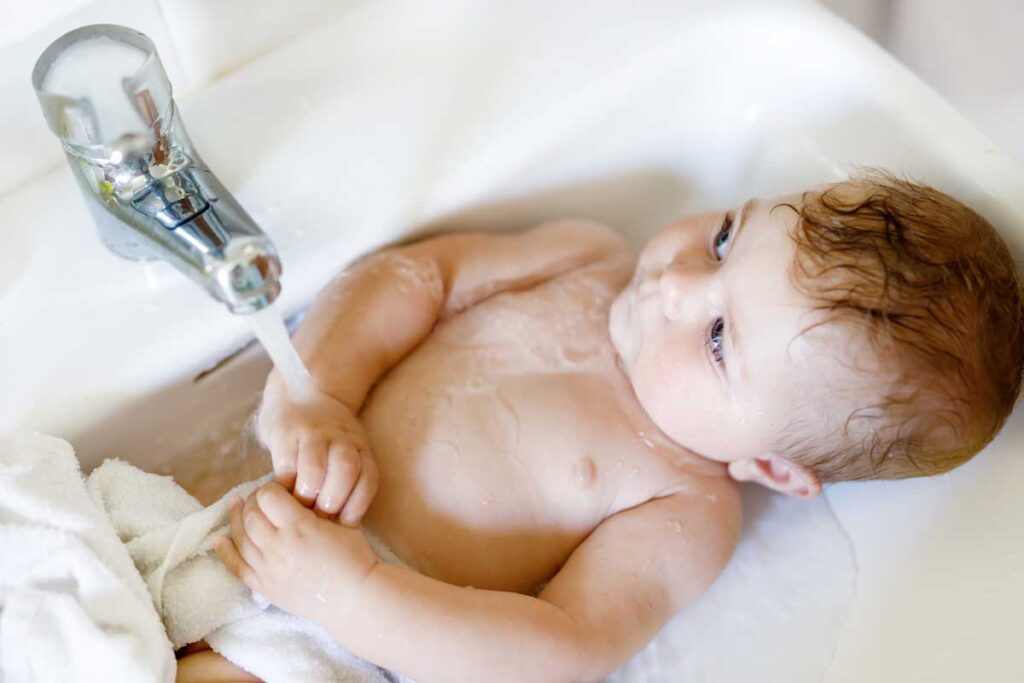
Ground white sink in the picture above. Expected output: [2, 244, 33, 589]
[2, 2, 1022, 681]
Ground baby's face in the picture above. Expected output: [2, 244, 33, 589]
[609, 192, 867, 493]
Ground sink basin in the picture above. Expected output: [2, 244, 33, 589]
[2, 2, 1022, 681]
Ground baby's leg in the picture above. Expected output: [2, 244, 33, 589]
[175, 642, 261, 683]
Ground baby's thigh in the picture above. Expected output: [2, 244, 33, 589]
[175, 646, 261, 683]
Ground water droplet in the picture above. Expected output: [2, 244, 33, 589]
[627, 467, 639, 478]
[667, 520, 682, 533]
[705, 493, 718, 504]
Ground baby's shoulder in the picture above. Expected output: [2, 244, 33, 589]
[574, 474, 741, 613]
[631, 475, 742, 548]
[525, 218, 633, 259]
[521, 219, 636, 292]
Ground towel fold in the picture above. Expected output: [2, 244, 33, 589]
[0, 433, 175, 683]
[0, 433, 399, 683]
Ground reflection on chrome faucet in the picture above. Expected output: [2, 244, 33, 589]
[33, 24, 281, 314]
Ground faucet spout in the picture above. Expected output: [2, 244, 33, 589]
[32, 24, 281, 314]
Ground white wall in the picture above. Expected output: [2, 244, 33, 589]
[821, 0, 892, 42]
[890, 0, 1024, 164]
[822, 0, 1024, 163]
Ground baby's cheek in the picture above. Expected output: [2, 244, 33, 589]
[634, 339, 753, 458]
[639, 231, 680, 272]
[640, 216, 707, 268]
[631, 347, 694, 437]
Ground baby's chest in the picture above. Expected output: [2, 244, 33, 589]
[358, 268, 720, 589]
[362, 366, 684, 590]
[363, 329, 694, 537]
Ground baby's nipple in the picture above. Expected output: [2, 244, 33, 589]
[572, 457, 597, 489]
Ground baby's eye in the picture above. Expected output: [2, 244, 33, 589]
[707, 317, 725, 367]
[713, 211, 734, 261]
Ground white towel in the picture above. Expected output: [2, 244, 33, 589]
[93, 459, 396, 682]
[0, 433, 401, 683]
[0, 433, 175, 683]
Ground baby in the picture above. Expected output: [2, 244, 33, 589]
[187, 171, 1023, 682]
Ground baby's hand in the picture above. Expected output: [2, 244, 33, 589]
[215, 482, 379, 621]
[257, 393, 379, 525]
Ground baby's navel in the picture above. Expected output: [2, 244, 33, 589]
[572, 457, 597, 489]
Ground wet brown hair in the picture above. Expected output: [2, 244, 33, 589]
[775, 169, 1024, 482]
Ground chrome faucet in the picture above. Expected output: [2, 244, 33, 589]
[32, 24, 281, 314]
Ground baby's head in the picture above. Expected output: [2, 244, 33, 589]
[609, 170, 1024, 497]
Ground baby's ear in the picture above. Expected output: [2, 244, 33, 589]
[728, 455, 821, 499]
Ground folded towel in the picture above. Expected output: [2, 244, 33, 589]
[90, 457, 395, 682]
[0, 433, 402, 683]
[87, 457, 269, 648]
[0, 433, 175, 683]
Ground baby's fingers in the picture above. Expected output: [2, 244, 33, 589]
[242, 490, 277, 548]
[256, 481, 313, 528]
[294, 435, 328, 507]
[339, 454, 379, 527]
[229, 498, 263, 568]
[214, 535, 260, 592]
[315, 443, 361, 518]
[269, 433, 299, 492]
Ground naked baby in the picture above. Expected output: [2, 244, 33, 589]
[185, 171, 1023, 682]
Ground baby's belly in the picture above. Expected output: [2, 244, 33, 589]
[361, 369, 621, 592]
[358, 270, 717, 593]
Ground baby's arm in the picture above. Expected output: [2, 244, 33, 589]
[259, 220, 629, 517]
[275, 219, 628, 411]
[219, 479, 740, 683]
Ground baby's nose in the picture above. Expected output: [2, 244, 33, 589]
[658, 263, 711, 322]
